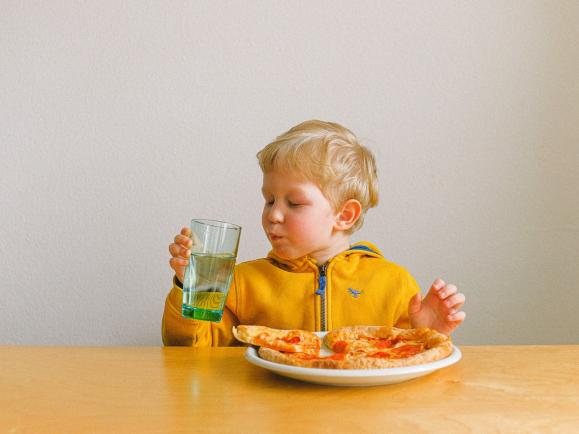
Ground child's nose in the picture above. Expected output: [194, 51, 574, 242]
[267, 204, 284, 223]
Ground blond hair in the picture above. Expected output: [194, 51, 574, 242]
[256, 120, 378, 233]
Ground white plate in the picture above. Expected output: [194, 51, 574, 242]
[244, 332, 462, 387]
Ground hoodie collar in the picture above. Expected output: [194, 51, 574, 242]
[266, 241, 383, 272]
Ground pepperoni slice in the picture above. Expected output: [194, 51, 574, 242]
[374, 339, 396, 349]
[389, 344, 423, 357]
[368, 351, 391, 359]
[332, 340, 348, 353]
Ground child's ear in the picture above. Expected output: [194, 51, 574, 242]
[334, 199, 362, 231]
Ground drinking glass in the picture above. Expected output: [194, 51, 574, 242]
[181, 219, 241, 322]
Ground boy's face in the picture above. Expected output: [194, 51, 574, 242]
[261, 169, 342, 261]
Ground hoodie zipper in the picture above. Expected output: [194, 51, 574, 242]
[315, 263, 328, 331]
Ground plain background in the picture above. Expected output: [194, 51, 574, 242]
[1, 1, 578, 346]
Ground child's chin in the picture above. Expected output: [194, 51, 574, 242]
[271, 247, 301, 260]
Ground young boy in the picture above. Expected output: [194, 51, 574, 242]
[162, 120, 466, 346]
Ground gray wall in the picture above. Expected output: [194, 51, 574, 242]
[1, 1, 578, 346]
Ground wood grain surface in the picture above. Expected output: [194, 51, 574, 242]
[1, 345, 578, 433]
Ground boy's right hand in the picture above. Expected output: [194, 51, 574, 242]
[169, 227, 192, 282]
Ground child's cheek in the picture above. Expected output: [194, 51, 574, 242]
[291, 219, 319, 243]
[286, 218, 306, 237]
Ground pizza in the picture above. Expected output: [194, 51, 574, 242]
[232, 325, 321, 355]
[235, 325, 453, 369]
[322, 325, 452, 368]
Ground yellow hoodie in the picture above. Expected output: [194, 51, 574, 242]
[162, 241, 420, 346]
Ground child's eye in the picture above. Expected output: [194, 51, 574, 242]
[265, 200, 274, 206]
[288, 201, 302, 208]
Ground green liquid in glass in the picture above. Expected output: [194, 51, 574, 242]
[182, 253, 235, 323]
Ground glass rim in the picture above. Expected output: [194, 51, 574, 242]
[191, 219, 241, 231]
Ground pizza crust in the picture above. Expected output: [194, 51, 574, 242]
[232, 325, 321, 354]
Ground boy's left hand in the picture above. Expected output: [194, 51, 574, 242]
[408, 278, 466, 336]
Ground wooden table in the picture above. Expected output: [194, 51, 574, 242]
[1, 346, 578, 433]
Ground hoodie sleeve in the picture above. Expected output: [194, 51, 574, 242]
[393, 269, 421, 329]
[161, 272, 240, 347]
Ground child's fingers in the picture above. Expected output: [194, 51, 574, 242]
[169, 243, 191, 259]
[169, 257, 188, 275]
[169, 256, 188, 267]
[447, 311, 466, 322]
[168, 227, 192, 280]
[443, 293, 465, 310]
[437, 283, 457, 300]
[174, 234, 193, 248]
[429, 278, 446, 294]
[407, 293, 422, 314]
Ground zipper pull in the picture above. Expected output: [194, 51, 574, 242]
[315, 264, 327, 296]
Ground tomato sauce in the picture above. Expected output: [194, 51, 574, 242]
[332, 341, 348, 353]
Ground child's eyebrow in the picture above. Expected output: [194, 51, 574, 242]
[287, 187, 309, 196]
[261, 185, 310, 198]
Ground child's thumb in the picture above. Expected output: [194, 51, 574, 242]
[408, 293, 422, 315]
